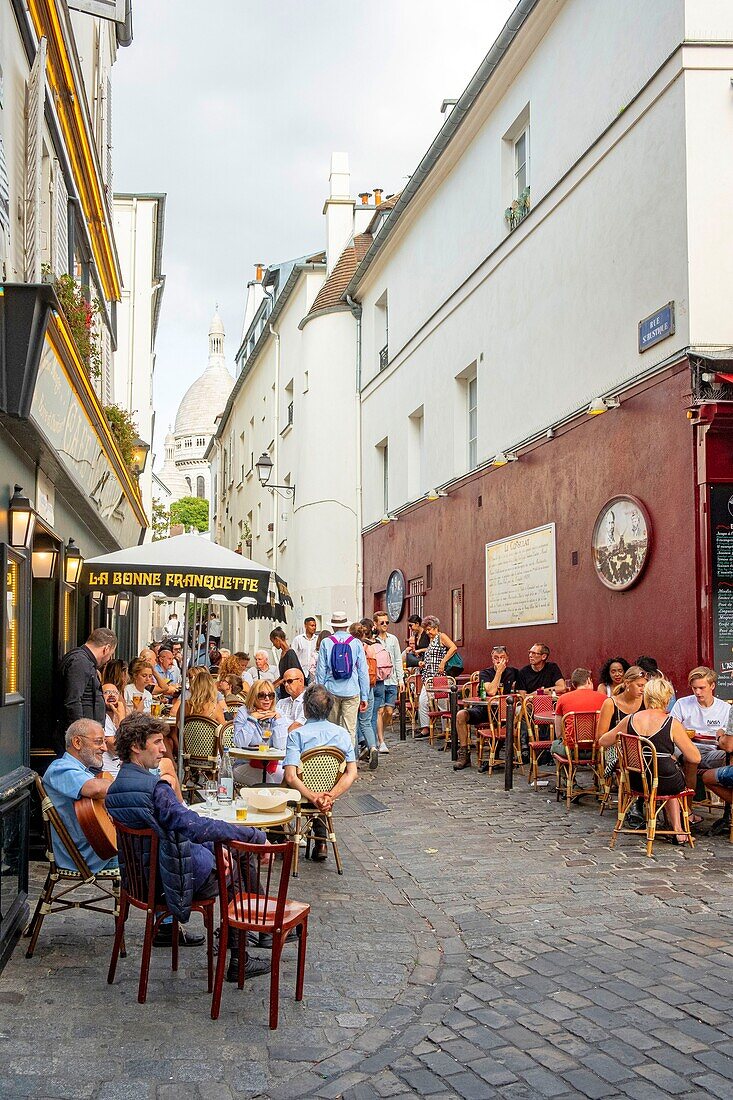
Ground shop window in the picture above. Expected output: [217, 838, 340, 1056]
[374, 590, 386, 614]
[2, 547, 24, 702]
[451, 586, 464, 646]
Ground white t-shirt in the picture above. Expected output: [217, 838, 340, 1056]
[124, 683, 153, 714]
[671, 694, 731, 736]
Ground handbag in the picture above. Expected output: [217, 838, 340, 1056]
[445, 651, 464, 674]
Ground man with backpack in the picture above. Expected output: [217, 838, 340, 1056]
[315, 611, 370, 745]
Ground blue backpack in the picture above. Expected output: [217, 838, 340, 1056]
[330, 634, 354, 680]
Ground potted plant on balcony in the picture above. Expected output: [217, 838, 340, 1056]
[103, 403, 138, 474]
[504, 186, 531, 231]
[43, 267, 102, 378]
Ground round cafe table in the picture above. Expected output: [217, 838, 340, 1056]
[228, 747, 285, 762]
[189, 799, 296, 830]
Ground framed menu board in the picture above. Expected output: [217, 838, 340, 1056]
[710, 485, 733, 699]
[485, 524, 557, 630]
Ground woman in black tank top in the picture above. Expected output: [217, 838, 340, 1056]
[599, 677, 701, 844]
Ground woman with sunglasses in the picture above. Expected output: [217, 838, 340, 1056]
[232, 679, 290, 786]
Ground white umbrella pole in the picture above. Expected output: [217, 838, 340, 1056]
[177, 591, 190, 791]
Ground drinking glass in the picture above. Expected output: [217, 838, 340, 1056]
[203, 780, 218, 816]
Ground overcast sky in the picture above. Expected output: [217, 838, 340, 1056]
[113, 0, 517, 465]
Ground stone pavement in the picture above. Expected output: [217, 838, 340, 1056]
[3, 733, 733, 1099]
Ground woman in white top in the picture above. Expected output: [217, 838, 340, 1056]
[123, 657, 154, 715]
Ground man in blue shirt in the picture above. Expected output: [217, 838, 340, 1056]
[315, 611, 369, 745]
[43, 718, 117, 874]
[284, 683, 357, 862]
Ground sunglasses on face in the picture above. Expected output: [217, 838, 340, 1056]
[283, 678, 301, 685]
[258, 692, 275, 700]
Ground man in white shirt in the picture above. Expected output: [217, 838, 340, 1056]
[671, 665, 731, 770]
[278, 668, 306, 730]
[292, 618, 318, 683]
[373, 612, 404, 754]
[242, 650, 277, 688]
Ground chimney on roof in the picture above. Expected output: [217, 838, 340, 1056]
[323, 152, 355, 275]
[358, 192, 371, 206]
[373, 188, 383, 206]
[255, 263, 264, 283]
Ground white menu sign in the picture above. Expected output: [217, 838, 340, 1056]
[485, 523, 557, 629]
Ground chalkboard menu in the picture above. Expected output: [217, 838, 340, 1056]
[710, 484, 733, 697]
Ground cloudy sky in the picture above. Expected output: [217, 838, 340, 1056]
[113, 0, 516, 465]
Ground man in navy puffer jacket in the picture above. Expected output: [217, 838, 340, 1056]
[106, 713, 270, 981]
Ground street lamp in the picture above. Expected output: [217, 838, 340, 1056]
[255, 452, 295, 502]
[31, 532, 59, 579]
[64, 538, 83, 584]
[131, 436, 150, 476]
[8, 485, 35, 548]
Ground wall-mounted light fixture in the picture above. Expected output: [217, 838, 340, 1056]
[63, 538, 83, 584]
[379, 514, 397, 525]
[586, 396, 620, 416]
[256, 452, 295, 502]
[131, 437, 150, 476]
[106, 593, 118, 613]
[117, 593, 131, 616]
[425, 488, 447, 501]
[31, 532, 59, 579]
[490, 452, 518, 467]
[8, 485, 35, 548]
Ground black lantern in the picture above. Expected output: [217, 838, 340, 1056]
[255, 452, 273, 487]
[31, 532, 59, 579]
[106, 593, 118, 613]
[118, 593, 131, 616]
[64, 538, 83, 584]
[8, 485, 35, 548]
[131, 436, 150, 476]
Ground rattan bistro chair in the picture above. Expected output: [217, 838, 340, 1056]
[217, 720, 235, 754]
[291, 747, 347, 878]
[181, 716, 220, 797]
[24, 775, 122, 959]
[554, 712, 600, 809]
[609, 733, 695, 857]
[524, 694, 556, 789]
[427, 675, 455, 749]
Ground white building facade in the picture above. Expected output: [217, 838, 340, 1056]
[352, 0, 733, 691]
[209, 154, 380, 650]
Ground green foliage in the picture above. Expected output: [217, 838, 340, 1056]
[49, 269, 102, 378]
[103, 403, 139, 471]
[504, 186, 531, 230]
[152, 498, 170, 541]
[170, 496, 209, 533]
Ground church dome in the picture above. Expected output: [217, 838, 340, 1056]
[174, 363, 233, 437]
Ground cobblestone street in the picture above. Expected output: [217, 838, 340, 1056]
[3, 731, 733, 1100]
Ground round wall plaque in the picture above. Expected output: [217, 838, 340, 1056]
[385, 569, 406, 623]
[591, 496, 652, 591]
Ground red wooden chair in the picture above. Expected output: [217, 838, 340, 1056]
[609, 733, 695, 856]
[211, 839, 310, 1028]
[427, 675, 455, 749]
[107, 821, 216, 1004]
[553, 712, 599, 809]
[524, 694, 556, 788]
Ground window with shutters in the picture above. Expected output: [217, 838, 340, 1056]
[24, 39, 46, 282]
[52, 160, 69, 276]
[451, 586, 464, 645]
[408, 577, 424, 622]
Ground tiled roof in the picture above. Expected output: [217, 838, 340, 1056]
[306, 233, 372, 317]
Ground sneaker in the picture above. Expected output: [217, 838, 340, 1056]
[153, 924, 204, 948]
[226, 954, 271, 983]
[378, 743, 389, 755]
[369, 747, 379, 771]
[358, 745, 370, 762]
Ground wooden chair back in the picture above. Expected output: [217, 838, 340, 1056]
[617, 732, 658, 799]
[182, 716, 220, 761]
[562, 711, 599, 751]
[215, 839, 293, 930]
[298, 747, 347, 794]
[111, 820, 161, 912]
[35, 774, 93, 880]
[218, 720, 235, 753]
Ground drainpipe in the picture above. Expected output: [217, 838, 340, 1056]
[346, 294, 363, 615]
[268, 314, 281, 577]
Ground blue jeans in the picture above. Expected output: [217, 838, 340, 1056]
[371, 682, 386, 734]
[357, 690, 377, 750]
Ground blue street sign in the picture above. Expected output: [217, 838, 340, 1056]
[639, 302, 675, 353]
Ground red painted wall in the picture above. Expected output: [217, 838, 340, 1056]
[363, 368, 699, 692]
